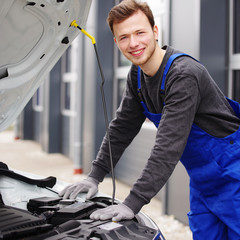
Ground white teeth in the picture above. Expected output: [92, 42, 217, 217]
[132, 50, 142, 54]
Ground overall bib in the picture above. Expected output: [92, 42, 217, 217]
[137, 53, 240, 239]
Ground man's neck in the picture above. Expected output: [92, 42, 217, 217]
[140, 46, 165, 77]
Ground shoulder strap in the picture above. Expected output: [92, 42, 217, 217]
[160, 53, 199, 93]
[137, 66, 141, 89]
[137, 66, 145, 102]
[226, 97, 240, 118]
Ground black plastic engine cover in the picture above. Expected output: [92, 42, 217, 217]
[34, 219, 162, 240]
[0, 205, 52, 240]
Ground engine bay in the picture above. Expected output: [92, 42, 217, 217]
[0, 163, 165, 240]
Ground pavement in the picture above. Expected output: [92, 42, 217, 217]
[0, 130, 192, 240]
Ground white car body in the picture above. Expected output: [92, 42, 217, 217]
[0, 0, 91, 131]
[0, 1, 165, 239]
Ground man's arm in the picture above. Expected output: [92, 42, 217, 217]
[89, 69, 146, 182]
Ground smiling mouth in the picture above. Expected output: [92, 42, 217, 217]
[130, 49, 144, 56]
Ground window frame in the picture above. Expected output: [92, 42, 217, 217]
[228, 0, 240, 99]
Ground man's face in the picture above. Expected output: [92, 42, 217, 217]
[113, 10, 158, 67]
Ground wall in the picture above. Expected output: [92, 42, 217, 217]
[200, 0, 228, 93]
[171, 0, 200, 59]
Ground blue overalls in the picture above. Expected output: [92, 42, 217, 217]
[137, 53, 240, 239]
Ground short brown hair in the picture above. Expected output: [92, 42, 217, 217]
[107, 0, 155, 35]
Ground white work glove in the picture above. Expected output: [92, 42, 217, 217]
[90, 203, 134, 222]
[58, 177, 99, 200]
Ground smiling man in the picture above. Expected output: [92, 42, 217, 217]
[59, 1, 240, 239]
[112, 8, 165, 76]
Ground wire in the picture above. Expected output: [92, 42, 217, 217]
[71, 20, 116, 205]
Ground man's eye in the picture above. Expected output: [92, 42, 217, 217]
[120, 36, 127, 41]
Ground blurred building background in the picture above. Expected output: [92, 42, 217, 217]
[14, 0, 240, 224]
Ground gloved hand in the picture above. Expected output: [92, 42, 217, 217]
[90, 203, 134, 222]
[58, 177, 99, 200]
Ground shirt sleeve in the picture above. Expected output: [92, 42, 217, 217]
[123, 72, 201, 214]
[88, 68, 146, 182]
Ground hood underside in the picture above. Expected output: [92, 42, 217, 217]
[0, 0, 92, 131]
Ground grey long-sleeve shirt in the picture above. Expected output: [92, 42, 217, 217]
[89, 45, 240, 214]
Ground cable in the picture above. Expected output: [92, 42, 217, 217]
[70, 20, 116, 205]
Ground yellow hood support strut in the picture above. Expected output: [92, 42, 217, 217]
[71, 20, 116, 205]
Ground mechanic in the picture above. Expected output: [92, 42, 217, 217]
[59, 0, 240, 239]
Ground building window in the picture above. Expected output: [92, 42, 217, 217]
[117, 78, 126, 106]
[228, 0, 240, 99]
[233, 70, 240, 102]
[35, 88, 41, 106]
[61, 46, 73, 113]
[65, 46, 72, 72]
[32, 82, 44, 111]
[233, 0, 240, 54]
[63, 82, 71, 110]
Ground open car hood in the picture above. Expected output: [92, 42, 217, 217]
[0, 0, 92, 131]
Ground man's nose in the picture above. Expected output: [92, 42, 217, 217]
[129, 35, 139, 48]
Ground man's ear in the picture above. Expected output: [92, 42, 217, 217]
[153, 25, 158, 41]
